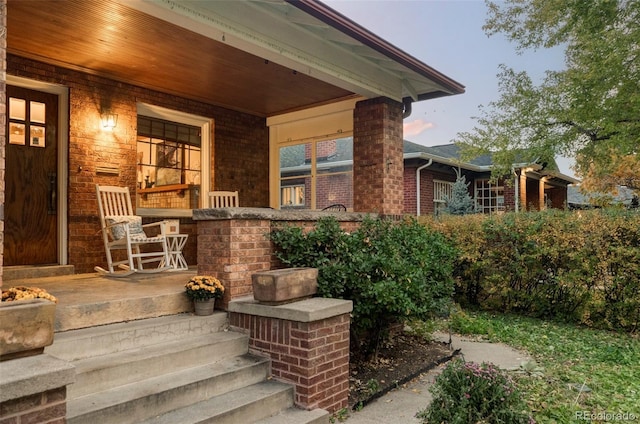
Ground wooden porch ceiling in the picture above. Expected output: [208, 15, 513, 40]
[7, 0, 354, 117]
[7, 0, 464, 118]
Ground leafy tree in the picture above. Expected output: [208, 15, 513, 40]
[458, 0, 640, 194]
[444, 169, 476, 215]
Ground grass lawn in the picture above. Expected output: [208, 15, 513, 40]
[440, 310, 640, 423]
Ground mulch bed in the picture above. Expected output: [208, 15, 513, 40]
[348, 332, 459, 410]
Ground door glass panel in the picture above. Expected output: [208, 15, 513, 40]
[30, 126, 46, 147]
[9, 97, 26, 120]
[30, 101, 46, 123]
[9, 123, 26, 145]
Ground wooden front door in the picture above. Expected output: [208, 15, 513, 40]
[4, 86, 58, 265]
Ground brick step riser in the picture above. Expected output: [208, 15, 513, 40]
[69, 334, 248, 398]
[47, 313, 227, 361]
[67, 357, 271, 424]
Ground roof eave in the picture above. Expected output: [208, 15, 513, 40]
[287, 0, 466, 98]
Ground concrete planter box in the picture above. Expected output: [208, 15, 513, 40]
[252, 267, 318, 305]
[0, 299, 56, 361]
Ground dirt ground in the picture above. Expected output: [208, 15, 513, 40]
[348, 332, 456, 410]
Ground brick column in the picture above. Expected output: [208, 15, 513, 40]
[539, 177, 547, 210]
[353, 97, 404, 215]
[228, 298, 352, 413]
[196, 217, 272, 310]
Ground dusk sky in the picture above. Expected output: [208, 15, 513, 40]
[323, 0, 575, 178]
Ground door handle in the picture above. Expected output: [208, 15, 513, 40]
[48, 172, 57, 215]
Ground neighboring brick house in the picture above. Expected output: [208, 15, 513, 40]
[403, 141, 579, 215]
[281, 138, 578, 215]
[0, 0, 465, 276]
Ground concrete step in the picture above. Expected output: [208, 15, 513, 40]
[138, 379, 295, 424]
[23, 271, 195, 331]
[3, 265, 75, 282]
[67, 353, 271, 424]
[69, 330, 248, 398]
[46, 313, 227, 361]
[254, 407, 330, 424]
[54, 287, 192, 332]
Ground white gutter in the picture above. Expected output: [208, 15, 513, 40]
[403, 152, 490, 172]
[416, 159, 433, 216]
[513, 167, 519, 213]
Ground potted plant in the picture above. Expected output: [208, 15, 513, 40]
[184, 276, 225, 316]
[1, 287, 58, 361]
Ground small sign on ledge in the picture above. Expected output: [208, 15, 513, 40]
[161, 219, 180, 234]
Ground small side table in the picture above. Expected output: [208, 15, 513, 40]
[165, 234, 188, 270]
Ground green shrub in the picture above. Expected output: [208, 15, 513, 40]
[270, 216, 456, 357]
[426, 209, 640, 332]
[416, 359, 533, 424]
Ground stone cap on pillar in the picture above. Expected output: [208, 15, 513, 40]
[228, 296, 352, 323]
[0, 354, 76, 402]
[192, 207, 372, 222]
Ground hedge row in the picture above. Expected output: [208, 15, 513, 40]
[425, 209, 640, 332]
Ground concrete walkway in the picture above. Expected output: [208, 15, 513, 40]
[344, 333, 531, 423]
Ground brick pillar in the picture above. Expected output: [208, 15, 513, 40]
[0, 0, 7, 292]
[539, 177, 547, 210]
[229, 298, 352, 413]
[0, 354, 75, 423]
[353, 97, 404, 215]
[0, 387, 67, 423]
[196, 217, 272, 310]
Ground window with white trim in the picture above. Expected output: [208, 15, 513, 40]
[279, 137, 353, 210]
[475, 179, 505, 214]
[433, 180, 453, 216]
[281, 185, 305, 207]
[135, 104, 210, 214]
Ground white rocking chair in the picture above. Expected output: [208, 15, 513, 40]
[95, 184, 171, 277]
[208, 190, 239, 208]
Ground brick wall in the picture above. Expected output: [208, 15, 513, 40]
[229, 311, 350, 413]
[0, 387, 66, 424]
[353, 97, 404, 215]
[315, 173, 353, 210]
[197, 219, 272, 309]
[403, 164, 457, 216]
[525, 178, 541, 210]
[8, 55, 269, 273]
[504, 185, 516, 212]
[547, 186, 567, 209]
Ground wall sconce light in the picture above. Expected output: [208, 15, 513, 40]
[100, 110, 118, 130]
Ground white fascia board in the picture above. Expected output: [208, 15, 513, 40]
[403, 152, 490, 172]
[267, 97, 361, 126]
[128, 0, 403, 100]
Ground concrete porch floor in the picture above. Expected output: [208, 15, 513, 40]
[4, 268, 199, 332]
